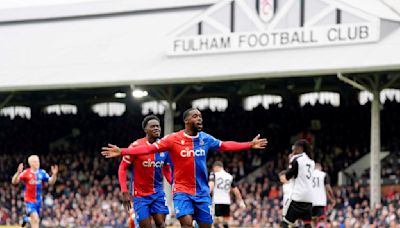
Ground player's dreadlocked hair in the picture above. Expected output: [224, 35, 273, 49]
[182, 107, 199, 122]
[142, 115, 160, 129]
[294, 139, 312, 156]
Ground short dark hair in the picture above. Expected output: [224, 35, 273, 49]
[182, 108, 198, 122]
[213, 161, 223, 168]
[294, 139, 312, 155]
[142, 115, 160, 129]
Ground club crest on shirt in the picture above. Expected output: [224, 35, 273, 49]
[181, 140, 185, 145]
[199, 139, 204, 146]
[160, 152, 165, 157]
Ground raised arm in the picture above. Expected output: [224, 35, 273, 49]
[48, 165, 58, 185]
[218, 134, 268, 152]
[11, 163, 24, 185]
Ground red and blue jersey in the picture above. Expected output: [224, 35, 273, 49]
[155, 130, 221, 196]
[18, 168, 50, 203]
[121, 130, 253, 197]
[121, 138, 172, 197]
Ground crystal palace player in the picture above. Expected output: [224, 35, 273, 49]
[11, 155, 58, 228]
[119, 115, 173, 228]
[102, 108, 267, 228]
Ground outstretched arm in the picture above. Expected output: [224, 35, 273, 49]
[11, 163, 24, 185]
[102, 137, 173, 158]
[102, 143, 160, 158]
[218, 134, 268, 152]
[219, 141, 252, 151]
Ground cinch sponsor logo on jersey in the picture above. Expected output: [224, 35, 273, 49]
[29, 180, 42, 185]
[180, 147, 206, 157]
[142, 159, 164, 168]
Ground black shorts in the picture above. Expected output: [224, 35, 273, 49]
[214, 204, 230, 217]
[312, 206, 326, 219]
[284, 201, 312, 224]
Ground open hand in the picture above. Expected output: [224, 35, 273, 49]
[250, 134, 268, 149]
[51, 165, 58, 175]
[101, 144, 122, 158]
[17, 163, 24, 173]
[122, 192, 132, 212]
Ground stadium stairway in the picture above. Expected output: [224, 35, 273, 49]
[338, 151, 390, 185]
[49, 128, 80, 152]
[237, 162, 269, 184]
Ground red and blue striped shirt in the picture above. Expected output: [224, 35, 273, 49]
[18, 168, 50, 203]
[121, 130, 252, 196]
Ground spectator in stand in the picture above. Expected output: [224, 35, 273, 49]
[1, 101, 400, 226]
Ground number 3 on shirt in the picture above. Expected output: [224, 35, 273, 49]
[306, 164, 312, 179]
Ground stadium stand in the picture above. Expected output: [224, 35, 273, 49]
[1, 101, 400, 226]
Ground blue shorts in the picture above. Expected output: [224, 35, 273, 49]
[133, 192, 169, 222]
[173, 192, 213, 224]
[25, 202, 41, 216]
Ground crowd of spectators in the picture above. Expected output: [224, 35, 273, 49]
[359, 150, 400, 185]
[1, 100, 400, 226]
[0, 152, 263, 226]
[0, 153, 127, 227]
[229, 178, 400, 227]
[227, 156, 400, 227]
[2, 151, 400, 227]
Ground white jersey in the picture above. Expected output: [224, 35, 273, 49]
[210, 170, 235, 205]
[288, 153, 315, 203]
[282, 179, 294, 206]
[312, 169, 328, 206]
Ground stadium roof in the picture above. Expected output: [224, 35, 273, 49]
[0, 0, 215, 22]
[0, 0, 399, 92]
[1, 74, 400, 108]
[0, 0, 399, 23]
